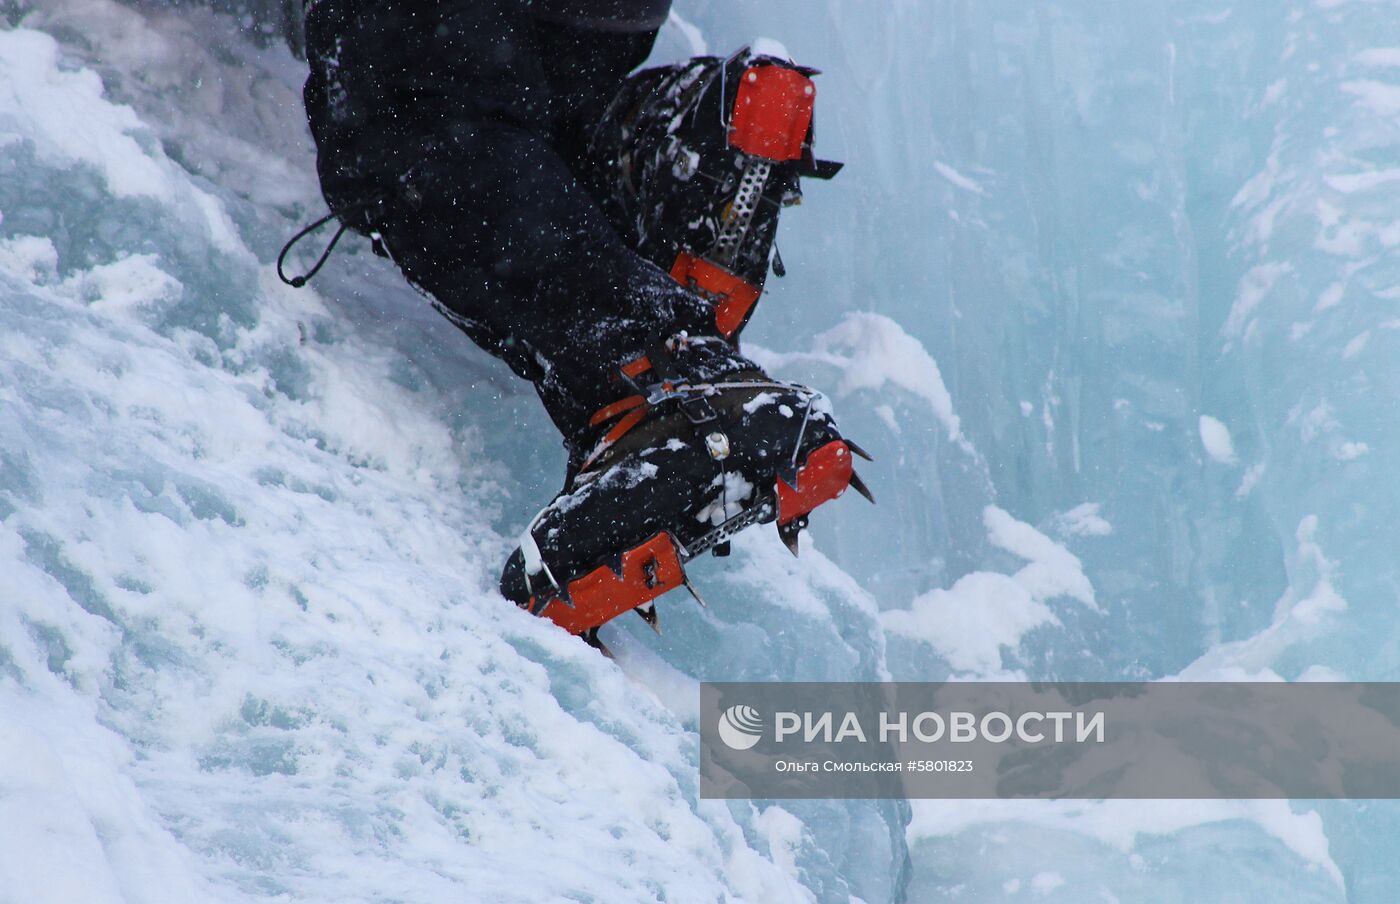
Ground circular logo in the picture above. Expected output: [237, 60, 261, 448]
[717, 704, 764, 750]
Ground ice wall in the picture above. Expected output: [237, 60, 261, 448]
[678, 0, 1400, 899]
[5, 0, 1400, 901]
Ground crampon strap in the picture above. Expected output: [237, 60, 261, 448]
[579, 356, 814, 474]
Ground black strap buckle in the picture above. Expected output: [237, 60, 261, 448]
[679, 395, 718, 424]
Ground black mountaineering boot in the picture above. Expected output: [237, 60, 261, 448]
[582, 47, 843, 343]
[499, 333, 874, 638]
[499, 47, 864, 641]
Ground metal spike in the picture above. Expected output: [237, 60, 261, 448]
[844, 438, 875, 462]
[602, 550, 626, 578]
[682, 573, 709, 608]
[532, 586, 574, 615]
[582, 628, 615, 659]
[848, 469, 876, 504]
[778, 521, 801, 557]
[635, 602, 661, 635]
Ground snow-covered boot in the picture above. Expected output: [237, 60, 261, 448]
[499, 334, 873, 638]
[499, 48, 860, 642]
[583, 46, 842, 342]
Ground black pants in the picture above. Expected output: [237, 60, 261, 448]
[303, 0, 753, 446]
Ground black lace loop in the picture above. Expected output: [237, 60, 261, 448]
[276, 192, 388, 288]
[276, 211, 347, 288]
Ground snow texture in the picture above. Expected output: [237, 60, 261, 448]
[1199, 415, 1238, 464]
[4, 0, 1400, 901]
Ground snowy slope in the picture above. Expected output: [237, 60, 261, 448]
[6, 0, 1400, 901]
[0, 4, 900, 902]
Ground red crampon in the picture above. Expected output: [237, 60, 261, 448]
[521, 437, 873, 640]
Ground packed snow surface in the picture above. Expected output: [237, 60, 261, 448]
[4, 0, 1400, 901]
